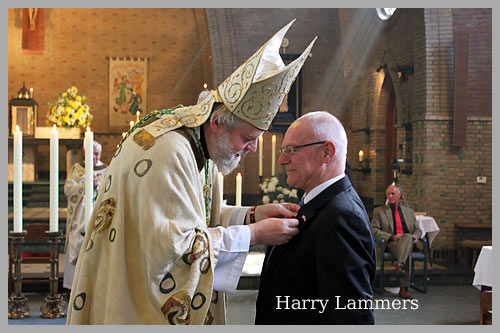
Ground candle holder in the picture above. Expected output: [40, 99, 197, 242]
[40, 230, 67, 318]
[8, 230, 30, 319]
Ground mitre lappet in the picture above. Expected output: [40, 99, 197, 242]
[142, 19, 317, 136]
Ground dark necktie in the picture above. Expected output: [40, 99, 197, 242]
[395, 205, 403, 235]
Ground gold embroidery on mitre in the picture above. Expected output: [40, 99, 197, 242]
[161, 290, 191, 325]
[133, 129, 156, 150]
[94, 197, 116, 233]
[214, 19, 316, 130]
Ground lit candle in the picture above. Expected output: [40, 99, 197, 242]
[258, 136, 263, 177]
[84, 127, 94, 227]
[136, 111, 140, 122]
[13, 125, 23, 233]
[358, 149, 364, 162]
[129, 120, 134, 130]
[50, 125, 59, 232]
[235, 172, 242, 206]
[203, 83, 207, 89]
[122, 132, 127, 138]
[218, 172, 224, 201]
[271, 135, 276, 176]
[29, 87, 33, 99]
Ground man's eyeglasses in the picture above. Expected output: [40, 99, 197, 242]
[279, 141, 326, 156]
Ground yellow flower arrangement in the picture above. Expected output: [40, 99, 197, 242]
[47, 86, 92, 128]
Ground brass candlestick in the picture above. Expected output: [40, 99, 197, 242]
[8, 230, 30, 319]
[40, 230, 67, 318]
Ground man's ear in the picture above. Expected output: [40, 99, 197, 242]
[209, 113, 223, 133]
[323, 141, 335, 161]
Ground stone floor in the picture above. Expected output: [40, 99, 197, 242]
[8, 285, 483, 325]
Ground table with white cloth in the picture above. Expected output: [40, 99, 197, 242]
[472, 246, 492, 324]
[415, 215, 440, 265]
[473, 246, 492, 290]
[415, 215, 440, 246]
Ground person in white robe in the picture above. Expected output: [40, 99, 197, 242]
[67, 20, 316, 325]
[63, 141, 107, 290]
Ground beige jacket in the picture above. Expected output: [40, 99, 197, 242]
[371, 204, 422, 245]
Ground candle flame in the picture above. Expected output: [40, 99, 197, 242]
[16, 125, 20, 132]
[272, 135, 276, 141]
[237, 172, 242, 178]
[53, 124, 57, 130]
[136, 111, 140, 116]
[203, 83, 207, 89]
[122, 132, 126, 137]
[129, 121, 134, 126]
[86, 126, 91, 132]
[30, 88, 33, 92]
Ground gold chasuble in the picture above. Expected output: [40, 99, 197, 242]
[67, 108, 237, 324]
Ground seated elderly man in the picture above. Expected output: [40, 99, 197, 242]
[371, 184, 422, 299]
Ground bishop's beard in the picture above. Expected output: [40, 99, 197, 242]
[211, 130, 247, 175]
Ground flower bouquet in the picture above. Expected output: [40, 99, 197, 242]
[47, 86, 92, 128]
[258, 174, 300, 205]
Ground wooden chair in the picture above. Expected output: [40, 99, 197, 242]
[375, 237, 429, 293]
[480, 290, 492, 325]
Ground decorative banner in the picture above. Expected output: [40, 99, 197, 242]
[108, 57, 147, 130]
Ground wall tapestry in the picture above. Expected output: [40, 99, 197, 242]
[108, 57, 147, 131]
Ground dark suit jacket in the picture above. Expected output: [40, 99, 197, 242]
[255, 177, 376, 325]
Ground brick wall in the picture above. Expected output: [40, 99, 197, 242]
[345, 8, 492, 250]
[8, 8, 211, 169]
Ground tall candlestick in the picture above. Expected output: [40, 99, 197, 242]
[258, 136, 263, 177]
[13, 126, 23, 233]
[50, 125, 59, 232]
[271, 135, 276, 176]
[218, 172, 224, 201]
[84, 127, 94, 227]
[235, 173, 242, 206]
[136, 111, 140, 122]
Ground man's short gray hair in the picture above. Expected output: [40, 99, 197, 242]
[298, 111, 347, 166]
[210, 103, 246, 130]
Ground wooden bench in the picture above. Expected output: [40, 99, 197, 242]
[459, 239, 492, 269]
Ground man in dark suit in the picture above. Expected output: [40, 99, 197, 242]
[255, 111, 376, 325]
[371, 184, 422, 299]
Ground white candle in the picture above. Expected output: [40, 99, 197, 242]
[13, 126, 23, 233]
[271, 135, 276, 176]
[136, 111, 140, 122]
[235, 172, 242, 206]
[29, 87, 33, 99]
[258, 136, 263, 177]
[84, 127, 94, 227]
[218, 172, 224, 201]
[49, 125, 59, 232]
